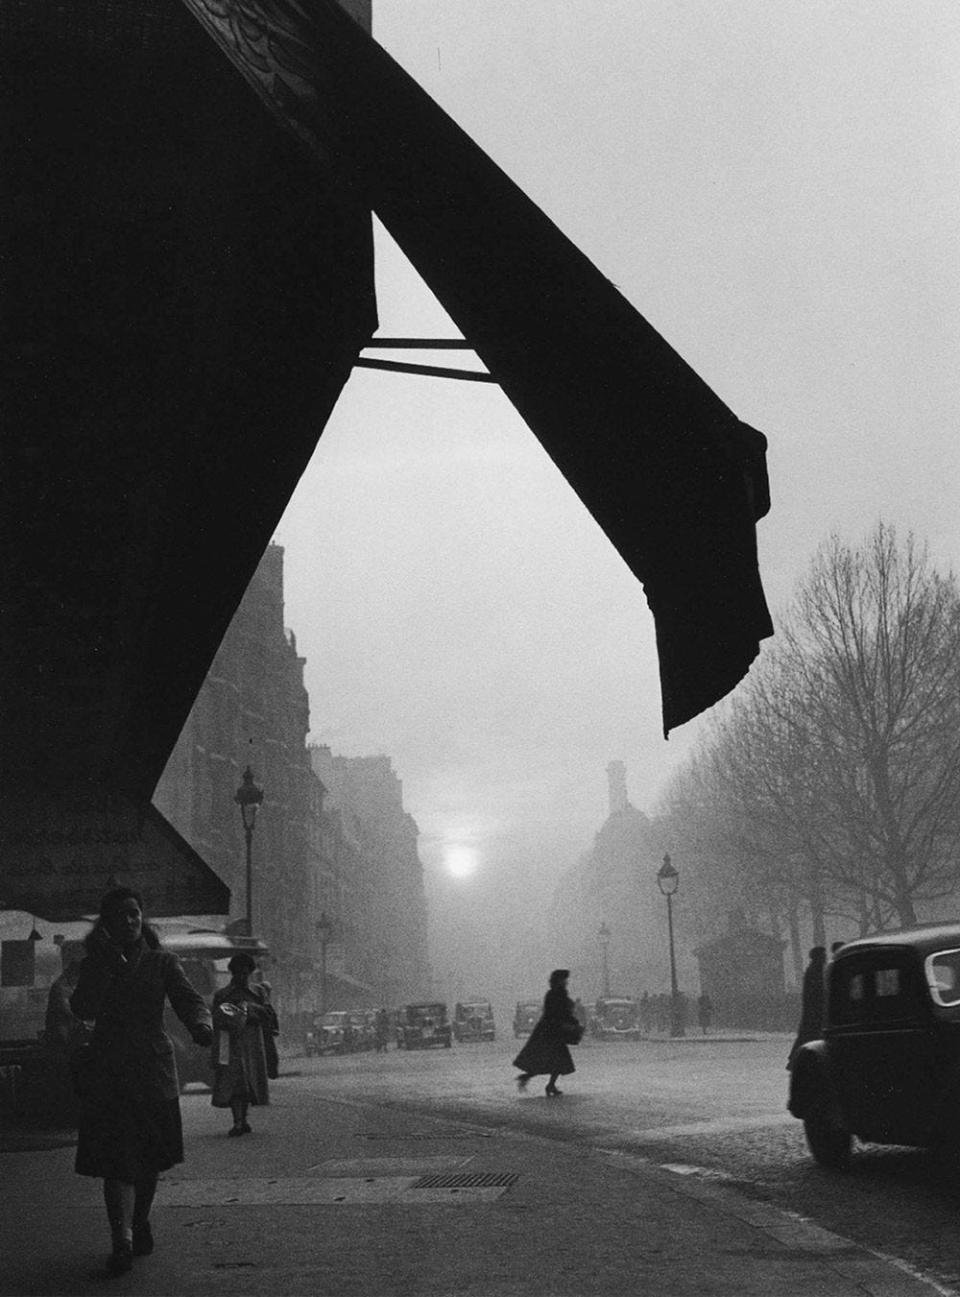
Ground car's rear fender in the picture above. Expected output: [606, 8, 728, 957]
[789, 1041, 844, 1123]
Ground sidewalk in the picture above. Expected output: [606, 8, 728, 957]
[0, 1072, 947, 1297]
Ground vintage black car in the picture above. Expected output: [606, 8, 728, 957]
[396, 1002, 452, 1050]
[452, 1000, 495, 1042]
[513, 1001, 541, 1037]
[305, 1010, 358, 1056]
[788, 923, 960, 1167]
[592, 996, 641, 1041]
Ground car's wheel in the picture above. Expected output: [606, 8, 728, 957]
[803, 1112, 852, 1168]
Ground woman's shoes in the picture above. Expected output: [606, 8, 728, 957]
[106, 1241, 133, 1276]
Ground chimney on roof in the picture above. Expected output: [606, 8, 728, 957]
[606, 761, 628, 815]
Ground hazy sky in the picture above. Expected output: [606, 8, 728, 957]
[275, 1, 960, 989]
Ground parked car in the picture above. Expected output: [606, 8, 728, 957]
[593, 996, 641, 1041]
[345, 1009, 375, 1052]
[513, 1001, 541, 1037]
[307, 1010, 357, 1056]
[453, 1000, 496, 1042]
[788, 923, 960, 1167]
[396, 1002, 452, 1050]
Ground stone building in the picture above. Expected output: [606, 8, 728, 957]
[547, 762, 698, 1000]
[694, 910, 793, 1030]
[153, 543, 430, 1022]
[309, 748, 431, 1008]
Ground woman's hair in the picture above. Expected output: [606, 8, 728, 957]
[85, 885, 161, 951]
[549, 968, 570, 988]
[228, 952, 257, 976]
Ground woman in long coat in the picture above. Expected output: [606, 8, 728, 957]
[70, 886, 213, 1275]
[211, 952, 277, 1135]
[513, 969, 580, 1097]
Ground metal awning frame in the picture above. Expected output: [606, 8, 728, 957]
[357, 337, 495, 383]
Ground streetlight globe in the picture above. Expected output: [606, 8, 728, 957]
[235, 765, 264, 831]
[656, 853, 679, 896]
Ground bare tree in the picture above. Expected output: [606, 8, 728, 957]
[660, 523, 960, 941]
[786, 524, 960, 925]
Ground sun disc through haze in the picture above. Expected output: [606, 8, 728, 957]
[444, 845, 479, 880]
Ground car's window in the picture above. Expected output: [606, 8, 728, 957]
[926, 948, 960, 1006]
[830, 956, 922, 1025]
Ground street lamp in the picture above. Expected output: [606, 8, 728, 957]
[656, 853, 685, 1037]
[598, 921, 611, 996]
[234, 766, 264, 937]
[316, 911, 333, 1015]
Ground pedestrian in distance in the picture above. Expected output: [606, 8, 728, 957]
[697, 992, 714, 1035]
[513, 969, 581, 1097]
[42, 952, 87, 1124]
[787, 945, 827, 1070]
[211, 952, 278, 1136]
[374, 1007, 391, 1052]
[44, 952, 84, 1050]
[69, 886, 213, 1276]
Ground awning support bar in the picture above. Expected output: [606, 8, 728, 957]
[354, 357, 497, 383]
[362, 338, 472, 349]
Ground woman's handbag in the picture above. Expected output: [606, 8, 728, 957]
[559, 1020, 584, 1045]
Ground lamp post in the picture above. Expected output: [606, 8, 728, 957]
[316, 911, 333, 1015]
[234, 766, 264, 937]
[598, 921, 611, 997]
[656, 853, 685, 1037]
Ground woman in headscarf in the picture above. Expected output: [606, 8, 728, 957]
[512, 969, 581, 1097]
[211, 952, 277, 1135]
[70, 886, 213, 1275]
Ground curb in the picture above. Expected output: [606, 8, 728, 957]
[339, 1090, 954, 1297]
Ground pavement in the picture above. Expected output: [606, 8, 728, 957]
[0, 1066, 950, 1297]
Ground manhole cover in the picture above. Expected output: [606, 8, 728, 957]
[411, 1172, 519, 1189]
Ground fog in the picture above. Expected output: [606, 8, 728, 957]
[274, 1, 960, 1004]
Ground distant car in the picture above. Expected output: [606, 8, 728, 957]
[307, 1010, 356, 1056]
[396, 1002, 452, 1050]
[789, 923, 960, 1167]
[452, 1001, 495, 1042]
[513, 1001, 541, 1037]
[593, 996, 641, 1041]
[345, 1009, 375, 1052]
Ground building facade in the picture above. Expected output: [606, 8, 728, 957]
[547, 762, 697, 1001]
[153, 543, 430, 1023]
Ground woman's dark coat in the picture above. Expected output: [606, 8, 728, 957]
[210, 982, 276, 1107]
[70, 936, 211, 1180]
[512, 985, 578, 1077]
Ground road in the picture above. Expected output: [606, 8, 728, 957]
[233, 1031, 960, 1294]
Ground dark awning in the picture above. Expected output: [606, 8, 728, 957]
[181, 0, 773, 733]
[0, 792, 230, 921]
[1, 0, 376, 798]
